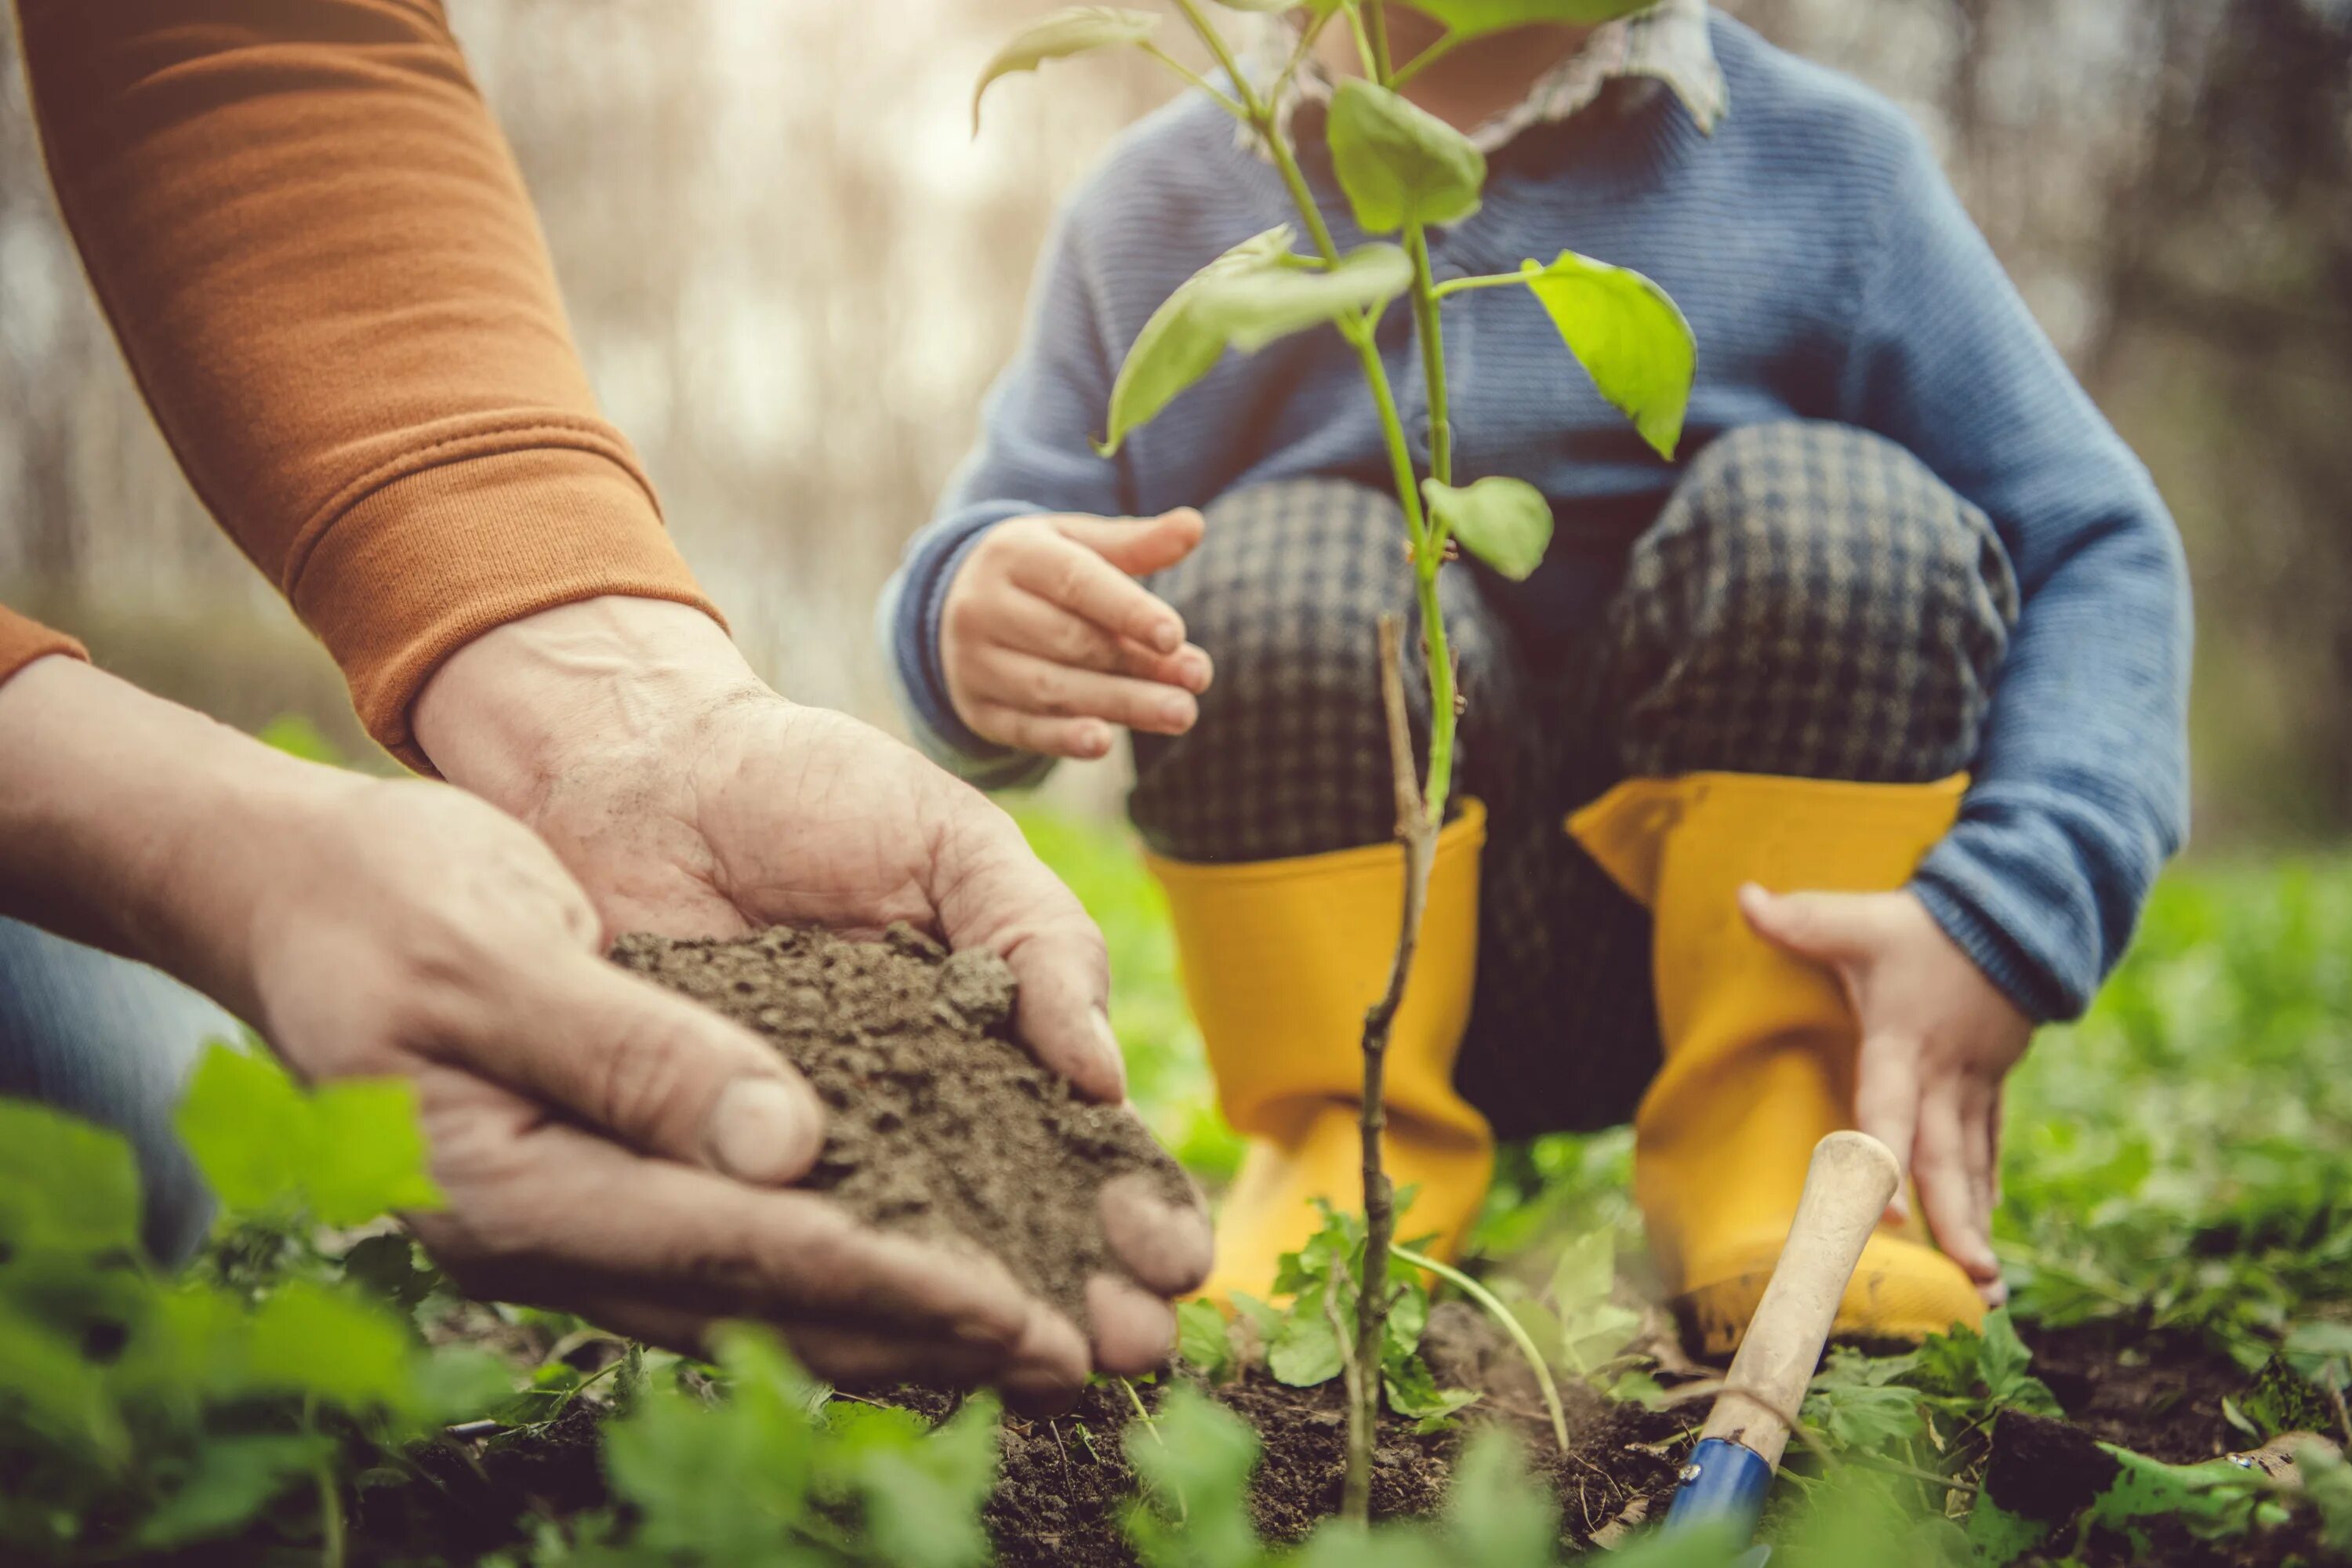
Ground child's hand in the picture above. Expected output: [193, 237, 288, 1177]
[1737, 884, 2032, 1307]
[941, 510, 1214, 760]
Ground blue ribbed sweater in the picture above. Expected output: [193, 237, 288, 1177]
[880, 13, 2191, 1023]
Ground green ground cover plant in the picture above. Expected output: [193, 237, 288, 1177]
[5, 833, 2352, 1563]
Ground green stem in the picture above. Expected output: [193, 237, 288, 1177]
[1400, 223, 1457, 825]
[1393, 1243, 1569, 1454]
[313, 1458, 345, 1568]
[1138, 40, 1247, 118]
[1406, 228, 1452, 489]
[1346, 4, 1381, 83]
[1364, 0, 1395, 80]
[1171, 0, 1263, 118]
[1387, 29, 1465, 89]
[1431, 268, 1530, 299]
[1119, 1377, 1188, 1522]
[1417, 568, 1457, 827]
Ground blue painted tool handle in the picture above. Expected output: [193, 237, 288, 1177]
[1664, 1436, 1775, 1539]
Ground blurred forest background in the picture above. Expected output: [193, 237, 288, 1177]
[1, 0, 2346, 846]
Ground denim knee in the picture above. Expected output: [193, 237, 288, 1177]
[0, 920, 228, 1265]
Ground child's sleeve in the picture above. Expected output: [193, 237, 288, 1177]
[878, 202, 1130, 789]
[1839, 126, 2193, 1022]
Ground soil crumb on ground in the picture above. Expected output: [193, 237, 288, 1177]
[612, 924, 1194, 1325]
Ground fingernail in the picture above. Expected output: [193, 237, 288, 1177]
[1150, 622, 1182, 655]
[1160, 697, 1194, 729]
[1091, 1007, 1129, 1101]
[706, 1077, 823, 1185]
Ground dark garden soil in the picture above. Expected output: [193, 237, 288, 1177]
[2021, 1319, 2255, 1463]
[336, 930, 2350, 1566]
[612, 923, 1197, 1325]
[880, 1304, 1686, 1568]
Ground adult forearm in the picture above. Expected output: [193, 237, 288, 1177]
[0, 657, 345, 1018]
[15, 0, 717, 765]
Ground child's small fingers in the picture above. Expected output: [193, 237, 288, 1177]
[993, 650, 1199, 736]
[964, 702, 1116, 760]
[1012, 536, 1185, 654]
[996, 593, 1210, 691]
[1052, 508, 1205, 578]
[1916, 1092, 1998, 1283]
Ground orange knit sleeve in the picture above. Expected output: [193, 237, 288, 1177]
[14, 0, 721, 767]
[0, 605, 87, 690]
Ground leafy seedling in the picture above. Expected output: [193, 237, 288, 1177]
[971, 0, 1693, 1519]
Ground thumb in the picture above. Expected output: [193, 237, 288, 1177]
[1054, 509, 1205, 578]
[469, 949, 828, 1185]
[1738, 884, 1883, 967]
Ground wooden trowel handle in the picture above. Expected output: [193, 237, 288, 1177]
[1697, 1130, 1902, 1469]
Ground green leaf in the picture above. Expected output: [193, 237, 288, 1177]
[0, 1101, 143, 1258]
[1267, 1284, 1346, 1387]
[1382, 1352, 1479, 1423]
[243, 1282, 416, 1415]
[1177, 1298, 1235, 1383]
[305, 1079, 443, 1224]
[1414, 0, 1661, 41]
[1422, 476, 1553, 580]
[852, 1393, 1001, 1568]
[175, 1040, 442, 1229]
[1123, 1385, 1264, 1568]
[176, 1040, 309, 1216]
[604, 1327, 818, 1558]
[973, 7, 1160, 132]
[133, 1435, 327, 1548]
[343, 1232, 437, 1312]
[1548, 1228, 1615, 1312]
[1803, 1377, 1927, 1450]
[1326, 79, 1485, 234]
[1518, 249, 1695, 459]
[1101, 228, 1410, 455]
[1228, 1290, 1284, 1349]
[1444, 1428, 1559, 1567]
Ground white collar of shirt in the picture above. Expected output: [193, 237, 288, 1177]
[1242, 0, 1726, 158]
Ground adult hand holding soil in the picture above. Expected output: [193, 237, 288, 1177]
[939, 510, 1215, 760]
[0, 654, 1093, 1398]
[1739, 884, 2031, 1306]
[412, 595, 1214, 1372]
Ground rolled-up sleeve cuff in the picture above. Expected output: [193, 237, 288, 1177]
[881, 501, 1058, 789]
[285, 437, 723, 771]
[0, 608, 88, 690]
[1911, 853, 2089, 1025]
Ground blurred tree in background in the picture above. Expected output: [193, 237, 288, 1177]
[0, 0, 2344, 843]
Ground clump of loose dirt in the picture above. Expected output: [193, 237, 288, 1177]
[611, 924, 1194, 1325]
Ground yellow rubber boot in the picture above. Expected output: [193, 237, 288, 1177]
[1569, 773, 1986, 1355]
[1145, 804, 1494, 1303]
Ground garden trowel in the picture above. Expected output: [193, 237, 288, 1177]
[1661, 1130, 1905, 1561]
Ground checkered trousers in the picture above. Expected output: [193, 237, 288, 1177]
[1127, 422, 2020, 1138]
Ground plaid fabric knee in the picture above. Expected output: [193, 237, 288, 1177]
[1611, 421, 2020, 783]
[1127, 480, 1519, 863]
[1128, 427, 2020, 1139]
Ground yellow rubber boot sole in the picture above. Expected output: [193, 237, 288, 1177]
[1571, 772, 1986, 1356]
[1146, 805, 1495, 1304]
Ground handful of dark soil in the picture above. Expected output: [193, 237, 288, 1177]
[611, 924, 1192, 1325]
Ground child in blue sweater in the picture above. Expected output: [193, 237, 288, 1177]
[880, 1, 2189, 1351]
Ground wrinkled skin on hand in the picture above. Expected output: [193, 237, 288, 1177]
[413, 597, 1214, 1386]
